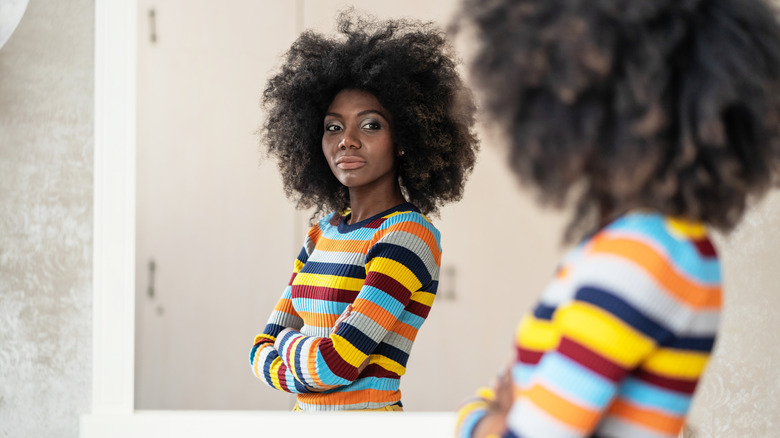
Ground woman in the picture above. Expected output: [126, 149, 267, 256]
[250, 12, 479, 412]
[454, 0, 780, 436]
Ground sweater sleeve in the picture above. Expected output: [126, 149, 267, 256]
[273, 217, 441, 390]
[458, 224, 720, 438]
[249, 243, 314, 394]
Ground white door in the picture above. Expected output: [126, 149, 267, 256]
[135, 0, 301, 410]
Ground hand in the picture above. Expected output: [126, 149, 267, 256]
[332, 304, 371, 374]
[473, 366, 514, 438]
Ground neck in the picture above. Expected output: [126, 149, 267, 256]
[347, 184, 406, 224]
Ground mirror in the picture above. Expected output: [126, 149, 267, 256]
[133, 0, 568, 412]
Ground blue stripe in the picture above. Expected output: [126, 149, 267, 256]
[262, 350, 279, 388]
[396, 310, 425, 330]
[249, 343, 260, 365]
[533, 303, 556, 320]
[359, 285, 406, 315]
[293, 338, 307, 388]
[536, 352, 616, 408]
[366, 242, 431, 285]
[608, 213, 721, 284]
[338, 323, 378, 355]
[373, 342, 409, 366]
[576, 286, 673, 343]
[459, 410, 487, 438]
[300, 261, 366, 279]
[333, 376, 401, 392]
[620, 377, 691, 415]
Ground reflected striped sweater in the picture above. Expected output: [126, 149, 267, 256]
[457, 212, 721, 438]
[250, 203, 441, 411]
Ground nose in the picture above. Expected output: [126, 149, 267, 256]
[339, 128, 361, 149]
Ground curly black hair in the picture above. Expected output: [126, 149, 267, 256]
[261, 10, 479, 217]
[456, 0, 780, 238]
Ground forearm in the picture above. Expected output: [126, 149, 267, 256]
[250, 337, 317, 394]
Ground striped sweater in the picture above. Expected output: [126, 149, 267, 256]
[250, 202, 441, 411]
[457, 212, 721, 438]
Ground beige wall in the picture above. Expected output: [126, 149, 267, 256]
[0, 0, 94, 437]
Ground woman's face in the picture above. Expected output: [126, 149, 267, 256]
[322, 89, 398, 191]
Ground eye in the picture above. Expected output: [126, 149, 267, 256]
[325, 123, 342, 132]
[362, 121, 381, 130]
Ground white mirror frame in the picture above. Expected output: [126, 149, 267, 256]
[80, 1, 455, 437]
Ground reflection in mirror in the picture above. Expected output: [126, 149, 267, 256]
[134, 0, 567, 412]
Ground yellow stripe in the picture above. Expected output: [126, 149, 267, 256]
[286, 336, 306, 382]
[410, 291, 435, 307]
[372, 355, 406, 375]
[517, 315, 559, 351]
[556, 302, 654, 368]
[268, 357, 285, 390]
[294, 259, 305, 272]
[331, 334, 368, 368]
[366, 257, 421, 291]
[292, 272, 365, 291]
[666, 218, 707, 239]
[643, 348, 710, 379]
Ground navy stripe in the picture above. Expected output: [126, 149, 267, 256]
[366, 242, 431, 285]
[300, 261, 366, 279]
[373, 342, 410, 366]
[338, 323, 379, 355]
[262, 349, 279, 387]
[420, 279, 438, 294]
[263, 323, 287, 338]
[576, 286, 673, 343]
[666, 335, 716, 351]
[533, 303, 556, 320]
[296, 246, 309, 265]
[293, 339, 306, 388]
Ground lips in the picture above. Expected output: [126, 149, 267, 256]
[335, 156, 367, 170]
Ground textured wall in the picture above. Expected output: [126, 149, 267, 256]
[0, 1, 94, 437]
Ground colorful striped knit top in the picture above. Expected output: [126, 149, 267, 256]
[250, 202, 441, 411]
[457, 212, 721, 437]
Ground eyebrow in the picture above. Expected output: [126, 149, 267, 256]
[325, 109, 390, 120]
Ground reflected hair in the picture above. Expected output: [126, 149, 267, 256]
[456, 0, 780, 239]
[261, 10, 479, 217]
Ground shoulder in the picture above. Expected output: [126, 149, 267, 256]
[574, 211, 721, 309]
[375, 207, 441, 248]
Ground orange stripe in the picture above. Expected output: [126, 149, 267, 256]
[525, 384, 600, 432]
[390, 320, 419, 342]
[352, 298, 397, 331]
[298, 388, 400, 406]
[297, 311, 338, 328]
[273, 298, 297, 314]
[316, 236, 371, 253]
[304, 338, 328, 389]
[371, 221, 442, 265]
[590, 236, 721, 309]
[608, 399, 685, 435]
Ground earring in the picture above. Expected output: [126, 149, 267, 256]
[399, 150, 405, 156]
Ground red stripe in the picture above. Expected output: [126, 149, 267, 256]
[361, 364, 401, 379]
[320, 338, 358, 381]
[693, 238, 717, 258]
[329, 215, 342, 226]
[634, 368, 699, 394]
[277, 363, 288, 389]
[364, 272, 412, 305]
[365, 217, 387, 229]
[405, 300, 431, 319]
[517, 346, 543, 365]
[288, 272, 298, 286]
[291, 285, 359, 303]
[558, 336, 628, 382]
